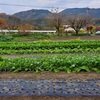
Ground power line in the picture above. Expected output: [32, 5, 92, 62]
[0, 3, 52, 8]
[0, 3, 99, 9]
[0, 3, 73, 9]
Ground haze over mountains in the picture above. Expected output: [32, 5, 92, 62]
[13, 8, 100, 19]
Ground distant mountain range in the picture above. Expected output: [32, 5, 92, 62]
[14, 8, 100, 19]
[61, 8, 100, 18]
[0, 8, 100, 28]
[14, 9, 51, 19]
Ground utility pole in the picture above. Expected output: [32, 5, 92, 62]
[86, 6, 90, 14]
[51, 7, 59, 13]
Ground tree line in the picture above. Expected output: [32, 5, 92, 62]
[0, 12, 100, 36]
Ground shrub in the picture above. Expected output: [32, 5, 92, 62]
[18, 24, 34, 36]
[0, 35, 13, 41]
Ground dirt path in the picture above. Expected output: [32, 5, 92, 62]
[51, 35, 100, 40]
[0, 96, 100, 100]
[0, 72, 99, 80]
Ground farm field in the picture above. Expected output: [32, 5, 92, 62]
[0, 0, 100, 99]
[0, 54, 100, 73]
[0, 35, 100, 100]
[1, 40, 100, 54]
[0, 40, 100, 73]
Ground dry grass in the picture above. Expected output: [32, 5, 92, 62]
[0, 96, 100, 100]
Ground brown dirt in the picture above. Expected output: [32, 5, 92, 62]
[51, 35, 100, 40]
[0, 72, 99, 80]
[0, 96, 100, 100]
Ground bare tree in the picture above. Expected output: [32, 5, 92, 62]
[47, 8, 65, 35]
[7, 15, 22, 30]
[0, 18, 8, 29]
[18, 23, 34, 36]
[67, 14, 92, 34]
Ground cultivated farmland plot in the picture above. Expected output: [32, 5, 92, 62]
[0, 55, 100, 73]
[0, 40, 100, 54]
[0, 39, 100, 99]
[0, 40, 100, 73]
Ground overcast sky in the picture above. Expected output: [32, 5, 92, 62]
[0, 0, 100, 14]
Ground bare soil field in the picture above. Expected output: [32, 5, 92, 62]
[51, 35, 100, 40]
[0, 72, 100, 100]
[0, 72, 99, 80]
[0, 35, 100, 99]
[0, 96, 100, 100]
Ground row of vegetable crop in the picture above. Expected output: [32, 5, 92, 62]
[1, 40, 100, 50]
[0, 55, 100, 73]
[0, 48, 100, 54]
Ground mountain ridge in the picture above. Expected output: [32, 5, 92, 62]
[13, 8, 100, 19]
[61, 8, 100, 18]
[14, 9, 51, 19]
